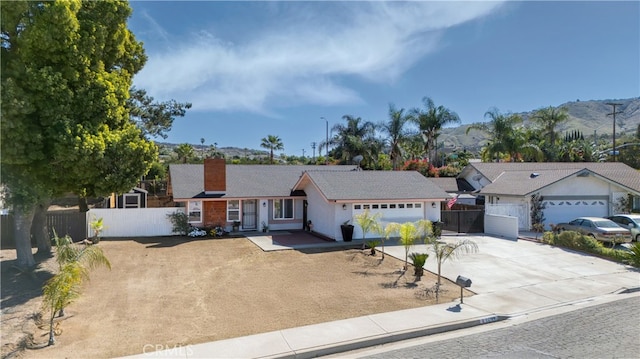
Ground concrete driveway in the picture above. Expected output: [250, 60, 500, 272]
[382, 234, 639, 316]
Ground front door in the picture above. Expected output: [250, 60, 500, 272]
[242, 199, 257, 230]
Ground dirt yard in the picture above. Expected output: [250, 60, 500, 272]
[1, 235, 470, 359]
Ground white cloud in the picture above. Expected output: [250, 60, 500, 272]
[133, 1, 505, 114]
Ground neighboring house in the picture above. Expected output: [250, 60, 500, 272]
[168, 158, 449, 241]
[459, 162, 640, 230]
[427, 177, 477, 206]
[104, 187, 148, 209]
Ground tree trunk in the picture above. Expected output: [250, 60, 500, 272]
[32, 198, 52, 255]
[14, 205, 36, 269]
[78, 196, 89, 213]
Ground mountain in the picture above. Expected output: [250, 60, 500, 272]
[441, 97, 640, 154]
[158, 97, 640, 157]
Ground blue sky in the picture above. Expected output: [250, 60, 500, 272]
[128, 1, 639, 156]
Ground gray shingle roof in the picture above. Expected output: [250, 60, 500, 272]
[470, 162, 640, 196]
[297, 171, 449, 201]
[169, 164, 357, 199]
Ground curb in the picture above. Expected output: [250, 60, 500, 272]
[282, 314, 507, 359]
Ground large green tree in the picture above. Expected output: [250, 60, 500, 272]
[260, 135, 284, 164]
[409, 97, 461, 164]
[1, 0, 155, 268]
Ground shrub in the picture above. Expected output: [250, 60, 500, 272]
[409, 252, 429, 279]
[624, 242, 640, 267]
[541, 230, 635, 267]
[167, 210, 189, 236]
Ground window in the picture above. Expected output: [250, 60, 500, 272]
[406, 203, 413, 209]
[354, 204, 362, 210]
[398, 203, 405, 209]
[363, 204, 370, 209]
[372, 204, 379, 209]
[188, 201, 202, 223]
[274, 199, 294, 219]
[390, 204, 396, 209]
[415, 203, 422, 208]
[123, 194, 140, 209]
[227, 200, 240, 221]
[381, 204, 388, 209]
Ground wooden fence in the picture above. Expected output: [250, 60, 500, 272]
[1, 211, 87, 248]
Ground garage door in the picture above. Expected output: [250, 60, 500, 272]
[543, 197, 608, 226]
[352, 202, 424, 239]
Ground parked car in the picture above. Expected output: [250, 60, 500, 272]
[555, 217, 632, 243]
[607, 214, 640, 242]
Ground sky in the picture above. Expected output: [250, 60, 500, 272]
[128, 1, 640, 157]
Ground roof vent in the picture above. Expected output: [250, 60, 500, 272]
[530, 172, 540, 178]
[577, 171, 589, 177]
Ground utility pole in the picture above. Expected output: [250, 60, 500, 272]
[321, 117, 328, 165]
[606, 102, 623, 162]
[311, 142, 316, 161]
[301, 148, 306, 158]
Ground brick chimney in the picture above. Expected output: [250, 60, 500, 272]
[204, 158, 226, 194]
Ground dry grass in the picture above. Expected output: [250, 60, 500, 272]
[1, 236, 469, 359]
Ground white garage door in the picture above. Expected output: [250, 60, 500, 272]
[352, 202, 424, 239]
[543, 197, 608, 226]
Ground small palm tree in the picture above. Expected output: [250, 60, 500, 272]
[398, 222, 419, 270]
[373, 222, 401, 260]
[42, 261, 84, 346]
[354, 209, 381, 250]
[431, 239, 478, 302]
[260, 135, 284, 164]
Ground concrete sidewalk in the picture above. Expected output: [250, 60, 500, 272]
[123, 234, 640, 359]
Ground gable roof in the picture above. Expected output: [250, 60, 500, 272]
[169, 164, 357, 199]
[428, 177, 476, 193]
[293, 170, 449, 201]
[467, 162, 640, 196]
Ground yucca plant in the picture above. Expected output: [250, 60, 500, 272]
[625, 242, 640, 267]
[409, 252, 429, 280]
[365, 240, 380, 256]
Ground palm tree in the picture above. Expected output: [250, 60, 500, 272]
[431, 238, 478, 302]
[397, 220, 432, 270]
[353, 209, 381, 249]
[43, 233, 111, 345]
[260, 135, 284, 164]
[530, 106, 569, 161]
[380, 104, 412, 170]
[330, 115, 377, 166]
[409, 97, 461, 164]
[373, 222, 401, 260]
[466, 108, 525, 162]
[174, 143, 194, 163]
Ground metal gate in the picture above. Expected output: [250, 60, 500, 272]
[441, 209, 484, 233]
[242, 200, 257, 230]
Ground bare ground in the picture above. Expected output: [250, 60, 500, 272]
[1, 236, 470, 359]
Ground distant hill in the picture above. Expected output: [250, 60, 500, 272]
[158, 97, 640, 157]
[442, 97, 640, 154]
